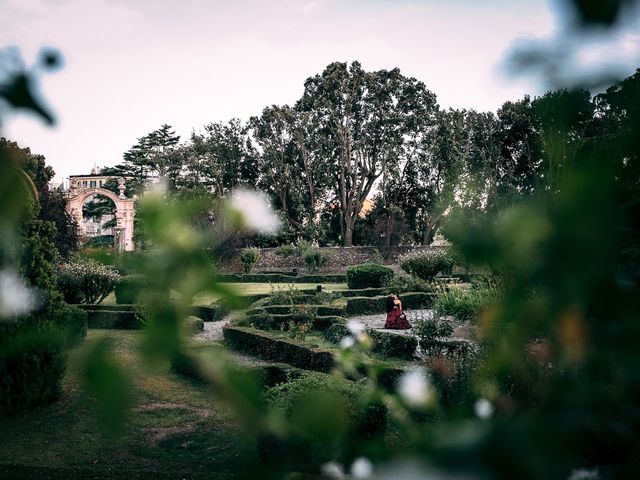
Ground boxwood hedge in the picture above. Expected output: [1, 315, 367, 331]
[223, 326, 336, 372]
[346, 264, 394, 289]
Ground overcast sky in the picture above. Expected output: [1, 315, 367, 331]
[1, 0, 639, 182]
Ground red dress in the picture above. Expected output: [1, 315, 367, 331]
[384, 305, 411, 329]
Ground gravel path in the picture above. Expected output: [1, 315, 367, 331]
[346, 309, 434, 336]
[193, 317, 230, 342]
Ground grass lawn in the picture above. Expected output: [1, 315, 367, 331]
[0, 331, 257, 479]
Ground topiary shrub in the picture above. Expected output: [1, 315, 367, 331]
[51, 304, 88, 347]
[345, 296, 387, 315]
[240, 247, 261, 274]
[364, 328, 417, 359]
[56, 259, 120, 304]
[303, 249, 330, 273]
[346, 263, 394, 289]
[0, 326, 67, 416]
[386, 275, 434, 294]
[185, 316, 205, 334]
[412, 313, 454, 353]
[399, 249, 455, 281]
[261, 372, 387, 472]
[114, 274, 170, 305]
[324, 323, 350, 344]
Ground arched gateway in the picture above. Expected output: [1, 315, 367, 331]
[66, 175, 135, 252]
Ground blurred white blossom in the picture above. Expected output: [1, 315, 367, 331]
[347, 320, 365, 337]
[351, 457, 373, 478]
[0, 269, 36, 320]
[398, 368, 432, 407]
[229, 188, 280, 234]
[568, 468, 600, 480]
[474, 398, 494, 420]
[340, 335, 355, 349]
[321, 461, 345, 479]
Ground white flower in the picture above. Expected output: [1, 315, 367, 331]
[351, 457, 373, 479]
[347, 320, 365, 337]
[568, 468, 600, 480]
[340, 336, 355, 349]
[398, 368, 432, 407]
[474, 398, 494, 420]
[0, 269, 37, 320]
[321, 461, 345, 479]
[229, 188, 280, 234]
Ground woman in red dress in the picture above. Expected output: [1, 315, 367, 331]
[384, 293, 411, 329]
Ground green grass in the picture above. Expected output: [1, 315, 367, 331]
[0, 330, 257, 479]
[100, 282, 349, 306]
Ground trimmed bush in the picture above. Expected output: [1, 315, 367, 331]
[346, 264, 394, 289]
[399, 249, 455, 281]
[223, 326, 336, 372]
[365, 328, 417, 359]
[56, 259, 120, 304]
[190, 304, 229, 322]
[324, 323, 350, 344]
[247, 305, 344, 317]
[240, 247, 261, 274]
[0, 327, 67, 416]
[52, 305, 88, 347]
[85, 310, 142, 329]
[185, 316, 204, 334]
[261, 372, 387, 471]
[339, 288, 388, 298]
[246, 312, 345, 331]
[386, 275, 434, 294]
[400, 292, 435, 309]
[345, 296, 386, 315]
[114, 275, 169, 305]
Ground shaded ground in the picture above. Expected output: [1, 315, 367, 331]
[0, 330, 256, 479]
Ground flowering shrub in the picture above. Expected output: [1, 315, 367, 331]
[56, 260, 120, 304]
[399, 249, 454, 280]
[240, 247, 261, 274]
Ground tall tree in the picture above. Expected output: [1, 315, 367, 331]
[297, 61, 438, 246]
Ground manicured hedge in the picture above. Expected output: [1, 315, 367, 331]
[345, 296, 387, 315]
[344, 292, 435, 315]
[261, 372, 387, 472]
[185, 316, 204, 334]
[324, 323, 350, 344]
[114, 275, 170, 304]
[217, 273, 346, 283]
[247, 305, 344, 317]
[0, 327, 67, 416]
[77, 304, 135, 312]
[223, 326, 336, 372]
[190, 304, 229, 322]
[245, 313, 346, 332]
[400, 292, 436, 309]
[85, 310, 143, 329]
[53, 305, 88, 347]
[365, 328, 418, 360]
[346, 264, 394, 289]
[339, 287, 388, 298]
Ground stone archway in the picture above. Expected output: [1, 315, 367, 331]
[66, 176, 135, 252]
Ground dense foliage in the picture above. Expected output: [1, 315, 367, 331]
[56, 260, 120, 304]
[345, 263, 394, 289]
[399, 248, 454, 280]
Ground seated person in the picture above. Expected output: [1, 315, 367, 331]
[384, 293, 411, 330]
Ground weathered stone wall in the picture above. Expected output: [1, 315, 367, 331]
[219, 245, 448, 274]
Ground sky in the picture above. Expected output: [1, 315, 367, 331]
[1, 0, 639, 182]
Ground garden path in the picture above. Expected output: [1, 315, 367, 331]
[194, 317, 229, 342]
[348, 309, 475, 342]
